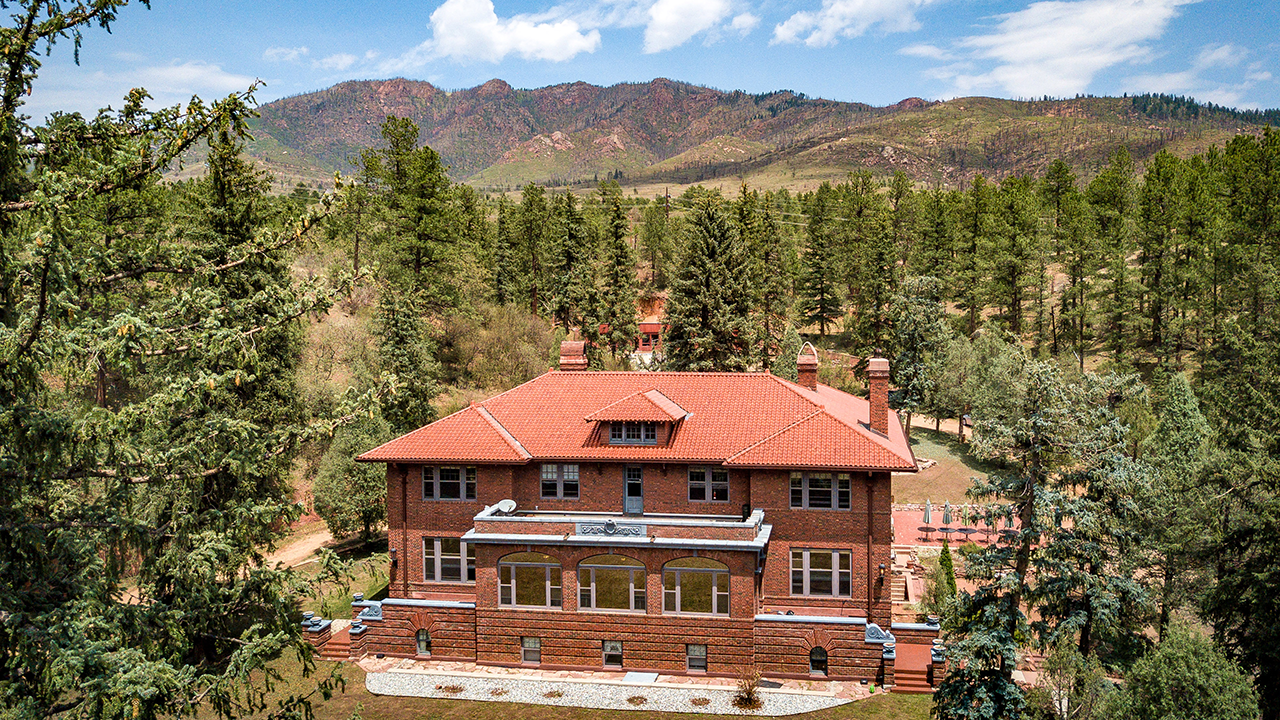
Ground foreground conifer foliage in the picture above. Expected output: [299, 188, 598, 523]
[0, 2, 368, 716]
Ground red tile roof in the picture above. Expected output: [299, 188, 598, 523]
[584, 389, 688, 422]
[358, 371, 916, 472]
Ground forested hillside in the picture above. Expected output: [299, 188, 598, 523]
[5, 2, 1280, 719]
[242, 77, 1272, 192]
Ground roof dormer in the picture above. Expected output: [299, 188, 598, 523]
[585, 388, 688, 447]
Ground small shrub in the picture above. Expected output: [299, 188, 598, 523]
[627, 696, 647, 706]
[489, 688, 508, 697]
[691, 697, 711, 707]
[543, 690, 564, 699]
[441, 684, 465, 694]
[733, 667, 763, 710]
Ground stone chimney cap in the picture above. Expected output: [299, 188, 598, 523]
[868, 357, 890, 375]
[559, 340, 588, 371]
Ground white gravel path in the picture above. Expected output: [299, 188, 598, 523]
[366, 669, 852, 716]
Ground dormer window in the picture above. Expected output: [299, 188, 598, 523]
[611, 422, 658, 445]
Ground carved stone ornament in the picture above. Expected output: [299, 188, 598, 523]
[577, 520, 646, 536]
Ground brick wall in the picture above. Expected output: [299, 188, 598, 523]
[351, 602, 477, 660]
[753, 620, 884, 681]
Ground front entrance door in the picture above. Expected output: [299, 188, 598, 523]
[624, 466, 643, 514]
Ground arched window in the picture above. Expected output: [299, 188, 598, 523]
[498, 552, 562, 608]
[662, 557, 729, 615]
[810, 646, 828, 675]
[416, 628, 431, 656]
[579, 554, 646, 611]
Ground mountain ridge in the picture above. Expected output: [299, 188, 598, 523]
[238, 77, 1274, 191]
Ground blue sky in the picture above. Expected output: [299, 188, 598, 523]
[24, 0, 1280, 121]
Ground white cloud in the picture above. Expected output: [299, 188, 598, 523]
[1127, 44, 1268, 109]
[899, 42, 948, 59]
[316, 53, 358, 71]
[937, 0, 1197, 98]
[731, 12, 760, 35]
[27, 60, 258, 120]
[263, 46, 309, 63]
[392, 0, 601, 66]
[772, 0, 935, 47]
[644, 0, 731, 52]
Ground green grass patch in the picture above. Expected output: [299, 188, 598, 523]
[895, 428, 1004, 505]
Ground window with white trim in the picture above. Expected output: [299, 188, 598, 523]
[499, 552, 562, 608]
[423, 537, 475, 583]
[662, 557, 729, 615]
[688, 467, 729, 502]
[422, 466, 477, 501]
[687, 644, 707, 672]
[578, 555, 646, 611]
[609, 422, 658, 445]
[521, 637, 541, 663]
[540, 463, 579, 499]
[791, 548, 852, 597]
[789, 472, 852, 510]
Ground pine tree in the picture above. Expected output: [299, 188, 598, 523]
[598, 184, 638, 359]
[887, 276, 952, 441]
[549, 192, 593, 331]
[662, 200, 756, 371]
[1139, 151, 1186, 356]
[956, 176, 994, 335]
[1088, 148, 1140, 364]
[517, 182, 551, 315]
[774, 324, 802, 382]
[800, 183, 842, 336]
[939, 541, 958, 597]
[986, 177, 1044, 338]
[376, 292, 441, 434]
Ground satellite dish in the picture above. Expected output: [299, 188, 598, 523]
[496, 499, 517, 514]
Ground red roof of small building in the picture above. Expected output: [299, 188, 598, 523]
[359, 371, 915, 472]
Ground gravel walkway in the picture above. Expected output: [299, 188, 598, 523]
[366, 667, 852, 716]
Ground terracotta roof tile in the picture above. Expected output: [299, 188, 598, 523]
[362, 371, 916, 472]
[584, 388, 688, 422]
[358, 404, 529, 464]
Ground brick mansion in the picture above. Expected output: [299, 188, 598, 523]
[316, 342, 941, 684]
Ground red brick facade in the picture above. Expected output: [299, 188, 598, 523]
[353, 355, 932, 682]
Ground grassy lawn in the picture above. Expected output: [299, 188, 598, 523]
[893, 428, 1003, 505]
[246, 657, 934, 720]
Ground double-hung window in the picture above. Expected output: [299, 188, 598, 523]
[521, 637, 541, 663]
[688, 467, 730, 502]
[791, 548, 852, 597]
[423, 537, 475, 583]
[609, 422, 657, 445]
[540, 463, 580, 499]
[423, 466, 477, 501]
[790, 472, 852, 510]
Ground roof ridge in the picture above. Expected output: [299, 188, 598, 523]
[814, 396, 916, 467]
[725, 409, 825, 462]
[763, 372, 825, 411]
[357, 400, 478, 459]
[475, 406, 532, 459]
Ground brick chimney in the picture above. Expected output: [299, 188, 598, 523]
[797, 343, 819, 391]
[559, 341, 588, 371]
[868, 356, 890, 435]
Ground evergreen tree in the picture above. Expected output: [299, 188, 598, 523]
[598, 184, 638, 359]
[639, 193, 674, 287]
[375, 292, 441, 434]
[492, 196, 520, 305]
[774, 323, 802, 382]
[548, 192, 593, 331]
[956, 176, 994, 335]
[800, 183, 842, 336]
[986, 177, 1043, 337]
[517, 183, 551, 315]
[939, 541, 958, 598]
[736, 184, 795, 370]
[1088, 148, 1140, 364]
[1139, 151, 1186, 356]
[887, 276, 952, 441]
[662, 200, 756, 371]
[0, 23, 353, 710]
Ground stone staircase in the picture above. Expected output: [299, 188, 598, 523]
[319, 625, 351, 661]
[894, 666, 935, 694]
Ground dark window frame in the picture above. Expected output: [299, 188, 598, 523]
[790, 548, 852, 597]
[540, 463, 580, 500]
[422, 466, 477, 501]
[609, 421, 658, 445]
[687, 466, 730, 503]
[789, 472, 852, 510]
[423, 537, 476, 583]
